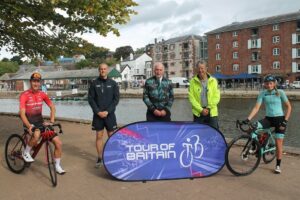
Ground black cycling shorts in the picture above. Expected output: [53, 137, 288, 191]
[259, 116, 286, 134]
[92, 113, 117, 132]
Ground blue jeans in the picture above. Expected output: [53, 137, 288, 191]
[193, 115, 219, 129]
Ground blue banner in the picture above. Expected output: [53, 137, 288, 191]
[103, 122, 227, 181]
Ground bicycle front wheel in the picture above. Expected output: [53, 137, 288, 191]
[46, 142, 57, 187]
[5, 134, 26, 174]
[226, 134, 261, 176]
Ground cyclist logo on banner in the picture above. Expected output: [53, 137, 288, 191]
[180, 135, 204, 168]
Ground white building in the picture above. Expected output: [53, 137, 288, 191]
[120, 53, 152, 81]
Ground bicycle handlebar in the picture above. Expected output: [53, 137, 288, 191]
[236, 120, 256, 133]
[31, 123, 63, 134]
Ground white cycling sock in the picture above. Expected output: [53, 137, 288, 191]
[55, 158, 61, 167]
[24, 145, 32, 154]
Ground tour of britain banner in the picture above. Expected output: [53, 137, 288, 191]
[103, 121, 227, 181]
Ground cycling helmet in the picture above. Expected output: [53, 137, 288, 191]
[263, 74, 276, 83]
[30, 72, 42, 81]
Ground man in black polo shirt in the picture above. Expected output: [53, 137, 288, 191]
[88, 63, 119, 167]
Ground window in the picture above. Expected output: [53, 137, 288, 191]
[233, 41, 238, 48]
[298, 48, 300, 57]
[216, 53, 221, 60]
[297, 20, 300, 29]
[183, 42, 189, 49]
[216, 34, 220, 39]
[297, 34, 300, 43]
[216, 43, 220, 49]
[155, 54, 161, 61]
[298, 63, 300, 71]
[248, 39, 261, 49]
[273, 24, 279, 31]
[216, 65, 221, 72]
[273, 61, 280, 69]
[251, 28, 258, 36]
[170, 52, 176, 59]
[252, 52, 259, 61]
[233, 52, 238, 59]
[170, 62, 175, 67]
[183, 52, 189, 59]
[273, 48, 280, 56]
[185, 61, 189, 67]
[163, 53, 168, 60]
[136, 69, 139, 74]
[163, 45, 168, 51]
[232, 31, 238, 37]
[272, 36, 280, 43]
[233, 64, 239, 71]
[251, 65, 259, 73]
[155, 46, 161, 53]
[169, 44, 175, 51]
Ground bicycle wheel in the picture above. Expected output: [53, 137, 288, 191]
[226, 134, 261, 176]
[262, 137, 276, 164]
[5, 134, 26, 174]
[46, 142, 57, 187]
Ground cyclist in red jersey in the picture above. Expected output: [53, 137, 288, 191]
[20, 72, 65, 174]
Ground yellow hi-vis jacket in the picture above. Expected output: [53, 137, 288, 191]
[188, 74, 220, 117]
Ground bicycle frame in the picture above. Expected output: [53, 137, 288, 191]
[249, 127, 276, 156]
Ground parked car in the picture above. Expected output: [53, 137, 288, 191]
[169, 77, 189, 88]
[290, 81, 300, 89]
[277, 83, 289, 89]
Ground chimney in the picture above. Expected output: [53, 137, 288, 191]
[154, 38, 157, 44]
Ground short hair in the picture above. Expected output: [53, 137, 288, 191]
[98, 63, 108, 70]
[196, 60, 207, 68]
[154, 62, 165, 70]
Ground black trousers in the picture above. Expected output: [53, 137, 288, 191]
[146, 109, 171, 122]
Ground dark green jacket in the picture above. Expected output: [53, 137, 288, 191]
[143, 76, 174, 112]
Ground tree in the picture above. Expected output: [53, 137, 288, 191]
[0, 61, 19, 76]
[135, 47, 145, 55]
[1, 58, 9, 62]
[10, 56, 23, 65]
[114, 46, 134, 60]
[0, 0, 137, 59]
[75, 59, 93, 69]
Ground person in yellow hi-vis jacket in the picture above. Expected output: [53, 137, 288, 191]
[189, 60, 220, 129]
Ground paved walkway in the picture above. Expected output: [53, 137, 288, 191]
[0, 115, 299, 200]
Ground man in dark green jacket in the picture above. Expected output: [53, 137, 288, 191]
[143, 62, 174, 121]
[189, 60, 220, 129]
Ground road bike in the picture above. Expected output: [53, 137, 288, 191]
[5, 123, 63, 187]
[225, 120, 276, 176]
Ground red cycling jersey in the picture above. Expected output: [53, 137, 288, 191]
[19, 89, 53, 124]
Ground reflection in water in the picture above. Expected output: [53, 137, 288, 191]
[0, 98, 299, 148]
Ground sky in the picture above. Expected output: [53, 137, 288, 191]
[1, 0, 300, 59]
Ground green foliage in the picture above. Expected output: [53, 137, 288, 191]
[10, 56, 23, 65]
[135, 47, 145, 54]
[0, 0, 137, 59]
[114, 46, 134, 60]
[0, 61, 19, 76]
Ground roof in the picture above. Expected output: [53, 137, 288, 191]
[0, 73, 17, 81]
[160, 35, 205, 44]
[212, 73, 258, 80]
[120, 64, 131, 73]
[10, 68, 116, 80]
[108, 68, 121, 78]
[123, 54, 142, 62]
[206, 11, 300, 34]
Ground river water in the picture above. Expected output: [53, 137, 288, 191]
[0, 98, 299, 148]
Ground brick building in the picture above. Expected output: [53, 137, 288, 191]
[206, 11, 300, 83]
[152, 35, 207, 79]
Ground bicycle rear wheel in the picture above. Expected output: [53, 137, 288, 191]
[262, 137, 276, 164]
[5, 134, 26, 174]
[226, 134, 261, 176]
[46, 142, 57, 187]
